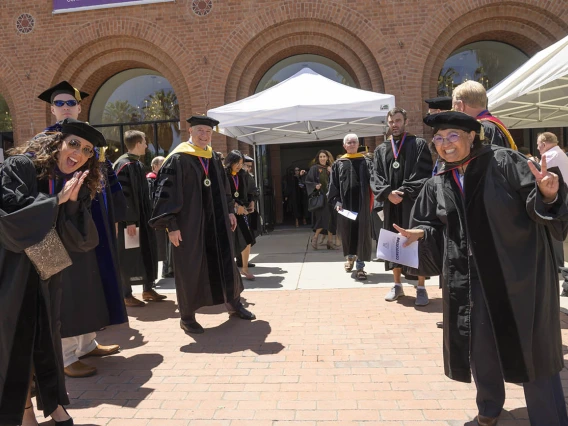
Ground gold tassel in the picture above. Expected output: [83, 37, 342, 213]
[479, 124, 485, 141]
[98, 146, 107, 163]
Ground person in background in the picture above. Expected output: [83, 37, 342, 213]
[372, 107, 432, 305]
[399, 111, 568, 426]
[0, 120, 103, 426]
[536, 132, 568, 297]
[518, 146, 538, 163]
[147, 156, 174, 279]
[284, 166, 308, 227]
[305, 150, 338, 250]
[149, 115, 255, 335]
[328, 134, 373, 280]
[452, 80, 517, 150]
[37, 82, 126, 380]
[114, 130, 165, 307]
[225, 150, 256, 280]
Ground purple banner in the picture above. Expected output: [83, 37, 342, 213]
[53, 0, 174, 14]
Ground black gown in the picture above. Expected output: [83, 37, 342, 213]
[305, 164, 335, 233]
[327, 156, 373, 260]
[149, 145, 243, 320]
[411, 145, 567, 383]
[0, 155, 98, 424]
[59, 159, 128, 338]
[114, 153, 158, 289]
[371, 134, 433, 272]
[227, 168, 256, 254]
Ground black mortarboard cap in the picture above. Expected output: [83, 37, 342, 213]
[60, 118, 107, 147]
[186, 115, 220, 128]
[424, 96, 453, 111]
[37, 81, 89, 104]
[423, 111, 481, 133]
[243, 155, 254, 163]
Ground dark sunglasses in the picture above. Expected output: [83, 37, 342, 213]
[53, 100, 78, 107]
[67, 139, 94, 157]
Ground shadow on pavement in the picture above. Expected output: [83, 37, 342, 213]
[179, 318, 285, 355]
[393, 293, 443, 313]
[125, 299, 180, 322]
[96, 323, 147, 350]
[65, 353, 163, 410]
[461, 407, 529, 425]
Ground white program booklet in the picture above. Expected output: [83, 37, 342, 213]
[376, 228, 419, 268]
[124, 227, 140, 249]
[338, 208, 358, 220]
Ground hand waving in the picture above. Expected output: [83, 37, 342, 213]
[393, 223, 425, 248]
[528, 155, 559, 203]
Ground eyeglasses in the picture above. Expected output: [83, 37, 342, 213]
[432, 132, 461, 146]
[67, 139, 94, 157]
[53, 100, 78, 107]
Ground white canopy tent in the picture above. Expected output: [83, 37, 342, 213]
[487, 34, 568, 129]
[207, 68, 395, 145]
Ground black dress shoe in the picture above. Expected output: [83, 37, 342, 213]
[180, 319, 204, 334]
[230, 305, 256, 320]
[52, 406, 74, 425]
[236, 261, 256, 268]
[436, 321, 443, 329]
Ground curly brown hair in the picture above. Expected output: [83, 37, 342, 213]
[311, 150, 334, 167]
[8, 133, 102, 198]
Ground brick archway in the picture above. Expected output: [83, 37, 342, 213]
[32, 19, 193, 137]
[417, 2, 568, 112]
[0, 58, 24, 144]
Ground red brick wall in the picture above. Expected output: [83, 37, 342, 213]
[1, 0, 567, 148]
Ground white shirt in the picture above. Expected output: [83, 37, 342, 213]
[541, 145, 568, 183]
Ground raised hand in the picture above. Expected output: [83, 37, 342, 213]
[69, 170, 89, 201]
[393, 223, 425, 248]
[528, 155, 559, 203]
[57, 172, 80, 204]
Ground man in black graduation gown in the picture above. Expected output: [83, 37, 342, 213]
[36, 82, 126, 379]
[452, 80, 517, 150]
[149, 115, 255, 335]
[113, 130, 165, 307]
[371, 107, 433, 305]
[327, 134, 373, 280]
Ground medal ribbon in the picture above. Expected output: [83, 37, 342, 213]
[198, 157, 210, 179]
[232, 174, 239, 193]
[390, 132, 407, 162]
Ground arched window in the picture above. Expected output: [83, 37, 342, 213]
[89, 69, 180, 163]
[0, 94, 12, 132]
[438, 41, 529, 96]
[256, 54, 356, 93]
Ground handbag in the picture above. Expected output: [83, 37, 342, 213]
[0, 165, 72, 281]
[308, 190, 325, 212]
[24, 226, 73, 280]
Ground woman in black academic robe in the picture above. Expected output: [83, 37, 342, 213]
[225, 150, 256, 280]
[397, 112, 568, 426]
[0, 122, 103, 426]
[305, 150, 337, 250]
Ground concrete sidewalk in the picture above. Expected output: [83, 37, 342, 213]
[35, 229, 568, 426]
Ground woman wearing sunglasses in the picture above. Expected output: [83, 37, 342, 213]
[395, 111, 568, 426]
[0, 119, 105, 426]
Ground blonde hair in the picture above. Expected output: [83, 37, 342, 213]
[151, 156, 165, 171]
[452, 80, 487, 109]
[538, 132, 559, 145]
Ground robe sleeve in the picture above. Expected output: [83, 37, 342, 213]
[114, 160, 139, 225]
[327, 162, 341, 208]
[482, 121, 507, 147]
[397, 139, 433, 202]
[305, 166, 320, 196]
[498, 149, 568, 241]
[0, 156, 59, 253]
[370, 146, 393, 202]
[409, 179, 444, 276]
[105, 159, 126, 222]
[58, 186, 99, 253]
[149, 155, 184, 231]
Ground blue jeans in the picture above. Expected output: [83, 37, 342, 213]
[348, 256, 365, 270]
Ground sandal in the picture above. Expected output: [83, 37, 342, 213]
[356, 269, 367, 281]
[344, 258, 355, 272]
[327, 242, 338, 250]
[311, 237, 318, 250]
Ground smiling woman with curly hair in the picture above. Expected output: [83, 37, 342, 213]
[0, 119, 105, 426]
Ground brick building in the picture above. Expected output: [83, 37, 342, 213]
[1, 0, 567, 225]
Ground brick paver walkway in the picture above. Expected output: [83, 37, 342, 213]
[35, 286, 568, 426]
[33, 230, 568, 425]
